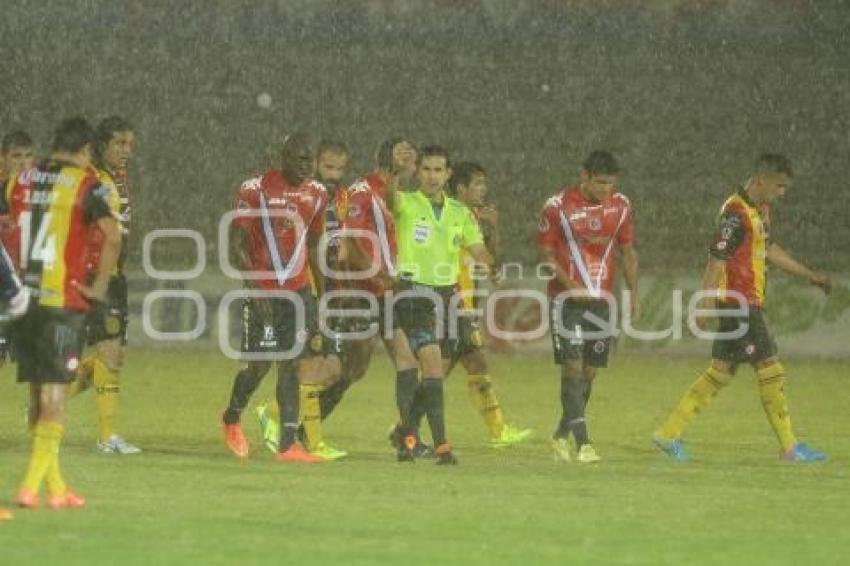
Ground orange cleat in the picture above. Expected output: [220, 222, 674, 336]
[223, 422, 249, 458]
[0, 508, 12, 521]
[276, 442, 325, 463]
[47, 490, 86, 510]
[15, 488, 39, 509]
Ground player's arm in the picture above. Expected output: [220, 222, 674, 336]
[695, 210, 745, 329]
[766, 243, 832, 294]
[620, 243, 641, 321]
[477, 205, 501, 263]
[78, 216, 121, 302]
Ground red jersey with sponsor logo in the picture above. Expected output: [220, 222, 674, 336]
[0, 172, 31, 270]
[343, 172, 397, 295]
[537, 185, 634, 297]
[232, 170, 327, 292]
[709, 188, 770, 307]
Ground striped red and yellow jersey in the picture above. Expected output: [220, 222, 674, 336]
[709, 187, 770, 307]
[2, 160, 115, 311]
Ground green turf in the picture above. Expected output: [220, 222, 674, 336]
[0, 350, 848, 565]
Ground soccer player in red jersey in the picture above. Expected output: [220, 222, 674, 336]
[4, 117, 121, 508]
[221, 132, 327, 463]
[69, 116, 141, 454]
[537, 150, 640, 464]
[256, 140, 353, 460]
[653, 154, 832, 462]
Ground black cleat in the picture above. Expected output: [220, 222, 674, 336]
[435, 444, 458, 466]
[397, 433, 417, 463]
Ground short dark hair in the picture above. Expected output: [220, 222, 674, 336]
[1, 130, 33, 153]
[51, 117, 95, 154]
[582, 150, 620, 176]
[754, 153, 793, 177]
[95, 116, 133, 158]
[448, 161, 486, 196]
[317, 139, 349, 159]
[376, 137, 405, 170]
[417, 145, 451, 168]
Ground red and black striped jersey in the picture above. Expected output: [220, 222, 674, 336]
[1, 160, 114, 311]
[709, 188, 770, 306]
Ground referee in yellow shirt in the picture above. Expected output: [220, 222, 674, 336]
[388, 146, 494, 465]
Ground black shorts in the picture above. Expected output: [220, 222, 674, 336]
[14, 306, 85, 384]
[550, 298, 614, 368]
[394, 282, 455, 356]
[240, 288, 320, 359]
[85, 274, 129, 346]
[711, 304, 777, 364]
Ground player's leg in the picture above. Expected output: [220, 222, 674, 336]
[550, 299, 586, 462]
[417, 342, 456, 465]
[748, 312, 825, 461]
[18, 309, 86, 509]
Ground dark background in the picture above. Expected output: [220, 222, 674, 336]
[2, 0, 848, 271]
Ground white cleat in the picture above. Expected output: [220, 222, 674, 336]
[97, 434, 142, 455]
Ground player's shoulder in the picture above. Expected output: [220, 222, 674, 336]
[347, 177, 372, 196]
[238, 175, 263, 193]
[610, 191, 631, 208]
[542, 187, 570, 211]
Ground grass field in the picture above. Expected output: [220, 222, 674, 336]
[0, 349, 848, 565]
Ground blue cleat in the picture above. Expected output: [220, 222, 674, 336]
[781, 442, 827, 462]
[652, 435, 690, 461]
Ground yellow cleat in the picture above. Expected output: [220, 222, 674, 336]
[310, 441, 348, 461]
[576, 443, 602, 464]
[551, 438, 572, 462]
[490, 424, 533, 448]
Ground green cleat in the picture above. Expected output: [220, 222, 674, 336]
[576, 443, 602, 464]
[490, 424, 533, 448]
[551, 437, 572, 462]
[310, 441, 348, 461]
[255, 404, 279, 454]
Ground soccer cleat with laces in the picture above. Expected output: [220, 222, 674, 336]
[490, 424, 533, 448]
[397, 433, 417, 463]
[652, 434, 690, 462]
[97, 434, 142, 455]
[551, 437, 572, 462]
[576, 443, 602, 464]
[781, 442, 827, 462]
[47, 490, 86, 510]
[310, 441, 348, 461]
[435, 444, 458, 466]
[256, 404, 279, 453]
[15, 488, 39, 509]
[223, 422, 249, 458]
[276, 442, 325, 463]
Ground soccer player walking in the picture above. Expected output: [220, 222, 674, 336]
[69, 116, 141, 454]
[537, 150, 639, 464]
[221, 132, 328, 463]
[653, 154, 831, 462]
[388, 146, 495, 464]
[439, 161, 532, 448]
[7, 117, 122, 508]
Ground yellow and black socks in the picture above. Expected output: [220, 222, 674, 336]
[467, 374, 505, 439]
[299, 383, 325, 450]
[21, 421, 64, 494]
[757, 362, 797, 452]
[92, 359, 119, 443]
[658, 366, 732, 439]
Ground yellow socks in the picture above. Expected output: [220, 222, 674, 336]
[757, 362, 797, 452]
[92, 359, 120, 443]
[658, 366, 732, 439]
[299, 383, 325, 450]
[467, 374, 505, 439]
[68, 356, 95, 398]
[21, 421, 64, 494]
